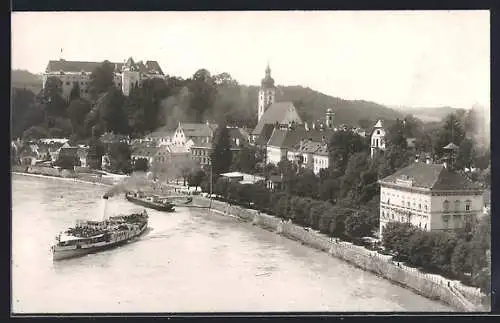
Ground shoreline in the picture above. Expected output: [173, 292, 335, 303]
[11, 170, 486, 311]
[12, 171, 113, 187]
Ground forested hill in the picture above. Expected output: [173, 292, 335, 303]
[12, 69, 43, 94]
[11, 66, 405, 141]
[211, 84, 403, 128]
[393, 106, 465, 123]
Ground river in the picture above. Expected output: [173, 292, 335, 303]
[11, 174, 452, 313]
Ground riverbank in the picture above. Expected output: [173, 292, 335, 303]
[190, 195, 487, 312]
[10, 170, 487, 311]
[12, 168, 114, 187]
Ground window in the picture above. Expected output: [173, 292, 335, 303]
[376, 130, 380, 135]
[465, 200, 471, 211]
[407, 201, 410, 208]
[66, 82, 70, 85]
[376, 139, 379, 146]
[387, 198, 390, 204]
[443, 200, 450, 212]
[418, 203, 421, 210]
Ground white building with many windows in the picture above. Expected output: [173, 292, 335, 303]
[378, 161, 484, 237]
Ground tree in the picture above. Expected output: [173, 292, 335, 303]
[43, 77, 67, 118]
[456, 138, 476, 170]
[451, 239, 472, 279]
[344, 211, 373, 240]
[291, 169, 318, 199]
[107, 142, 132, 174]
[232, 145, 257, 173]
[133, 158, 149, 172]
[11, 88, 37, 139]
[187, 168, 206, 189]
[89, 61, 116, 98]
[435, 113, 465, 158]
[67, 99, 91, 138]
[69, 83, 81, 102]
[328, 129, 365, 174]
[98, 87, 128, 134]
[22, 125, 48, 140]
[210, 122, 232, 175]
[188, 69, 217, 122]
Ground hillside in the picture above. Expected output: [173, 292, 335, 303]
[236, 85, 403, 128]
[393, 106, 465, 123]
[11, 69, 43, 94]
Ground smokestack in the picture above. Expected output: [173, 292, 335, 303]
[102, 195, 109, 221]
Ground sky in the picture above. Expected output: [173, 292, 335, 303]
[12, 11, 490, 110]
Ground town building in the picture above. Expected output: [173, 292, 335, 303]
[43, 57, 165, 100]
[370, 119, 386, 158]
[266, 124, 333, 166]
[288, 139, 329, 175]
[190, 126, 248, 168]
[131, 145, 191, 174]
[378, 161, 484, 237]
[143, 126, 175, 147]
[251, 65, 303, 142]
[173, 122, 216, 150]
[220, 172, 265, 185]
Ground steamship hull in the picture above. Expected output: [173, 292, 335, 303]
[125, 194, 175, 212]
[52, 222, 148, 261]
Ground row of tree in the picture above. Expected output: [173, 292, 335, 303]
[382, 216, 491, 295]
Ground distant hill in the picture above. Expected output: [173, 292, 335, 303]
[237, 85, 403, 128]
[11, 69, 43, 94]
[393, 106, 465, 123]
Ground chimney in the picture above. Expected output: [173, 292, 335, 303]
[102, 195, 109, 220]
[305, 122, 309, 131]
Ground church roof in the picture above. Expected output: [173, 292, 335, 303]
[379, 162, 482, 191]
[252, 101, 303, 136]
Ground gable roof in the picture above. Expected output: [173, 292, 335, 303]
[179, 123, 214, 138]
[268, 127, 334, 149]
[146, 126, 174, 138]
[379, 162, 482, 191]
[255, 124, 276, 146]
[131, 147, 160, 157]
[252, 101, 303, 136]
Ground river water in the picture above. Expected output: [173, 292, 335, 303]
[11, 174, 452, 313]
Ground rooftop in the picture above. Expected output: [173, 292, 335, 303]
[379, 162, 482, 191]
[45, 58, 164, 75]
[252, 101, 303, 136]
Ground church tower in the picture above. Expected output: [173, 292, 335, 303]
[258, 63, 276, 122]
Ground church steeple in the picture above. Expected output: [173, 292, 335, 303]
[258, 63, 276, 122]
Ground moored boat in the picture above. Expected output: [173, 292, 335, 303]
[125, 191, 175, 212]
[51, 196, 149, 261]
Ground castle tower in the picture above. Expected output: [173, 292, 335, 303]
[121, 57, 140, 96]
[258, 63, 276, 122]
[326, 108, 334, 128]
[370, 120, 386, 158]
